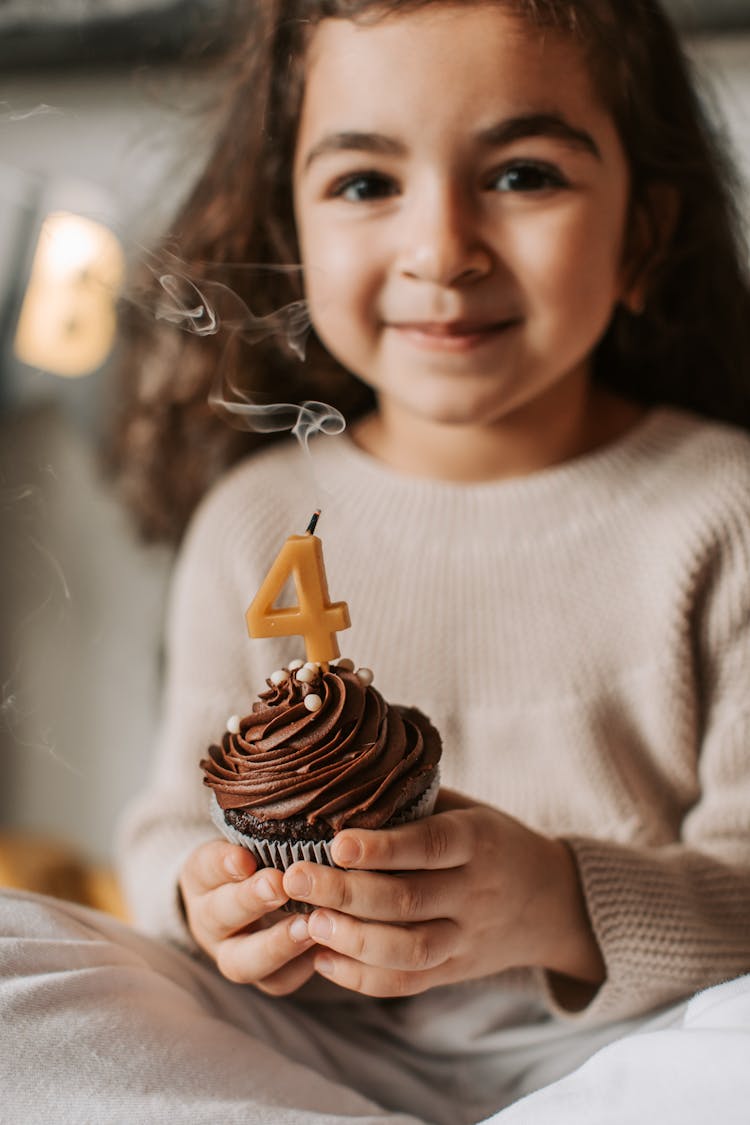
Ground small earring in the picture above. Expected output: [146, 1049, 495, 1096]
[623, 291, 647, 317]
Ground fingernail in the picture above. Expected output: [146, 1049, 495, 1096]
[285, 869, 312, 898]
[224, 854, 246, 879]
[309, 911, 332, 940]
[256, 876, 280, 903]
[333, 836, 362, 866]
[289, 916, 309, 943]
[316, 954, 335, 976]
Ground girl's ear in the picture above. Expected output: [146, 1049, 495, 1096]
[620, 183, 680, 315]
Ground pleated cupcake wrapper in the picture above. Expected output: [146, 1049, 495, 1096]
[208, 772, 440, 914]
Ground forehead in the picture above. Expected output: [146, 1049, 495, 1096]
[298, 4, 609, 143]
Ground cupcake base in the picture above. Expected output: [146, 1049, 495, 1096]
[208, 773, 441, 913]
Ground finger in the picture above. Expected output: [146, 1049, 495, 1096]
[308, 909, 458, 972]
[255, 947, 318, 997]
[313, 949, 446, 999]
[433, 787, 479, 813]
[181, 839, 257, 897]
[284, 862, 462, 923]
[216, 912, 316, 986]
[204, 867, 289, 942]
[329, 810, 475, 872]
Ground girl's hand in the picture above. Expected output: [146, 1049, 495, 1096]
[179, 839, 317, 995]
[281, 789, 605, 999]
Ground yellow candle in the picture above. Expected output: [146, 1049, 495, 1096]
[246, 512, 351, 664]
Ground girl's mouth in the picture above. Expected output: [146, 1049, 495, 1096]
[388, 319, 521, 352]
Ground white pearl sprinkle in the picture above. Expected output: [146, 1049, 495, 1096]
[303, 661, 320, 672]
[337, 658, 355, 672]
[304, 693, 323, 712]
[226, 714, 241, 734]
[269, 668, 290, 686]
[288, 659, 304, 671]
[356, 667, 374, 687]
[296, 667, 316, 684]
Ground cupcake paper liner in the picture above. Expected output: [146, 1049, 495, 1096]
[208, 772, 441, 913]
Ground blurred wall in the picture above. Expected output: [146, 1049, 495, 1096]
[690, 34, 750, 188]
[1, 32, 749, 865]
[0, 62, 210, 861]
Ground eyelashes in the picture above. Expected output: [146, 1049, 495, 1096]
[488, 160, 569, 193]
[326, 159, 569, 203]
[329, 171, 399, 202]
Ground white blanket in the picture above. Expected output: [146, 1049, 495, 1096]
[2, 890, 749, 1124]
[486, 974, 750, 1125]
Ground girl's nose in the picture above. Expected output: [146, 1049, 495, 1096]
[398, 185, 492, 287]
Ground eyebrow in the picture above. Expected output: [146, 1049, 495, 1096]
[478, 113, 601, 159]
[303, 131, 405, 169]
[302, 112, 601, 170]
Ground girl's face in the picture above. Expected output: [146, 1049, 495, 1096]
[293, 4, 633, 443]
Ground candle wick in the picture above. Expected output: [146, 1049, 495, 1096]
[305, 509, 321, 535]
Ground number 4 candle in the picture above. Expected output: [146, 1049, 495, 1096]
[245, 511, 351, 664]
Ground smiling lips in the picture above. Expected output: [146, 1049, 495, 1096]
[389, 319, 521, 352]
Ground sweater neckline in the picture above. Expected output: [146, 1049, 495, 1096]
[313, 407, 701, 545]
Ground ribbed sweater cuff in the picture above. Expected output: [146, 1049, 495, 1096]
[541, 835, 750, 1024]
[117, 825, 213, 953]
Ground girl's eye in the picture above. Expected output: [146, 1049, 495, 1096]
[330, 172, 398, 202]
[490, 161, 567, 193]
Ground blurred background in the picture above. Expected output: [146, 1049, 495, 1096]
[0, 0, 749, 907]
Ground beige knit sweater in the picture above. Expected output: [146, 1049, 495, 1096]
[117, 407, 750, 1026]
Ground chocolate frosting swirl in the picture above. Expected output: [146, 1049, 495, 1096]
[201, 665, 441, 833]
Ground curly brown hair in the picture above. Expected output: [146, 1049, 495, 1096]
[110, 0, 750, 543]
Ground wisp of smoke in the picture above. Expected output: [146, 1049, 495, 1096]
[151, 258, 312, 361]
[0, 102, 64, 122]
[0, 479, 76, 768]
[210, 392, 345, 449]
[140, 254, 347, 460]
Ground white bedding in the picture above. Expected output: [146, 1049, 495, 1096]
[487, 974, 750, 1124]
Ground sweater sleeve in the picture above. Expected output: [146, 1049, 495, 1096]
[546, 512, 750, 1024]
[115, 472, 259, 948]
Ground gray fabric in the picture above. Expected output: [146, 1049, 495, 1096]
[0, 890, 680, 1125]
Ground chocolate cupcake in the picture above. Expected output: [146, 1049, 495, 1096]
[200, 659, 441, 904]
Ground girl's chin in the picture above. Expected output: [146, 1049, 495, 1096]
[382, 374, 525, 428]
[384, 395, 522, 430]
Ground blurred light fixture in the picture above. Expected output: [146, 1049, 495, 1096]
[13, 209, 125, 378]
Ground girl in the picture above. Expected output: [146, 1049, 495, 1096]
[2, 2, 750, 1122]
